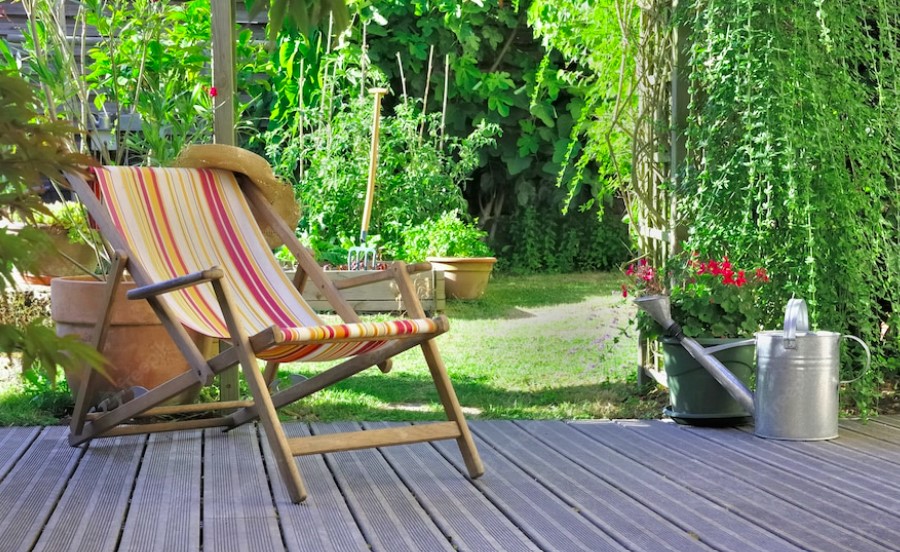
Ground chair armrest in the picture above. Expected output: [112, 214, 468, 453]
[127, 267, 224, 300]
[333, 262, 433, 291]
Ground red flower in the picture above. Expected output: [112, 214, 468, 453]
[735, 270, 747, 287]
[721, 256, 732, 271]
[755, 267, 769, 282]
[639, 258, 648, 266]
[621, 284, 628, 298]
[722, 271, 735, 285]
[708, 260, 721, 275]
[625, 264, 635, 276]
[209, 86, 218, 98]
[696, 262, 707, 275]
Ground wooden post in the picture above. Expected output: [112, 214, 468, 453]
[210, 0, 239, 399]
[670, 0, 690, 249]
[211, 0, 236, 146]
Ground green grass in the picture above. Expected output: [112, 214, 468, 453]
[0, 272, 667, 425]
[278, 272, 666, 421]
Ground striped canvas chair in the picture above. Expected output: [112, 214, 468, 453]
[63, 148, 483, 503]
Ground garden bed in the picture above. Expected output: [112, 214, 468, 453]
[296, 269, 446, 314]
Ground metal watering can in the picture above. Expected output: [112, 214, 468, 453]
[635, 296, 871, 440]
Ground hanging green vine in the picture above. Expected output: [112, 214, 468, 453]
[682, 0, 900, 412]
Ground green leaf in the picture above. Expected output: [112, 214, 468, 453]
[504, 154, 533, 176]
[531, 102, 556, 127]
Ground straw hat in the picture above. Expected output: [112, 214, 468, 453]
[174, 144, 300, 248]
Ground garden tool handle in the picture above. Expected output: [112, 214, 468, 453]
[839, 334, 871, 385]
[783, 298, 810, 349]
[360, 88, 388, 241]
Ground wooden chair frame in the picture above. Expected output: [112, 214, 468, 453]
[64, 170, 483, 503]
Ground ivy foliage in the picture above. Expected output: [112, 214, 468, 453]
[681, 1, 900, 412]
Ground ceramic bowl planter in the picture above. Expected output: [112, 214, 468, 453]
[50, 276, 201, 405]
[426, 256, 497, 300]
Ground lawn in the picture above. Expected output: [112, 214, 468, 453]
[0, 272, 667, 425]
[278, 271, 666, 421]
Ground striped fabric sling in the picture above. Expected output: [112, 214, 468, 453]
[91, 166, 439, 363]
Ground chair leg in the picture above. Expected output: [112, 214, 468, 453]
[70, 252, 127, 436]
[263, 360, 280, 387]
[240, 349, 308, 503]
[389, 261, 484, 478]
[420, 340, 484, 478]
[210, 279, 308, 503]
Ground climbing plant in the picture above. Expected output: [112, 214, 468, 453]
[527, 0, 670, 267]
[681, 1, 900, 413]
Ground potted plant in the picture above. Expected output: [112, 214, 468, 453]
[625, 255, 776, 425]
[404, 210, 496, 300]
[6, 200, 100, 285]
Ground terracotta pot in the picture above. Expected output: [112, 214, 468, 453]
[50, 276, 201, 405]
[426, 257, 496, 300]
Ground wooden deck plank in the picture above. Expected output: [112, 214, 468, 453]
[871, 416, 900, 430]
[514, 420, 799, 551]
[118, 430, 202, 552]
[33, 435, 145, 552]
[841, 417, 900, 446]
[0, 426, 40, 482]
[312, 421, 455, 552]
[693, 426, 900, 510]
[263, 422, 369, 552]
[473, 420, 713, 551]
[434, 424, 629, 551]
[642, 422, 900, 548]
[735, 425, 900, 488]
[578, 420, 891, 552]
[2, 417, 900, 550]
[835, 420, 900, 466]
[0, 427, 81, 552]
[366, 421, 541, 552]
[203, 426, 283, 552]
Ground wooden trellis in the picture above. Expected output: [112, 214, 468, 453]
[628, 0, 689, 384]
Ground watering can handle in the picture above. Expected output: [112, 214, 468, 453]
[783, 298, 810, 349]
[839, 334, 871, 385]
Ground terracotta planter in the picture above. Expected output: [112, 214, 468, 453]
[426, 257, 496, 300]
[50, 276, 201, 405]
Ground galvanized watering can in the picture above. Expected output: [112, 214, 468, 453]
[635, 296, 870, 440]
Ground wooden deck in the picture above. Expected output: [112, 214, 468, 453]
[2, 417, 900, 551]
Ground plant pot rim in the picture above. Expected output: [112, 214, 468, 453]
[426, 256, 497, 264]
[659, 336, 754, 345]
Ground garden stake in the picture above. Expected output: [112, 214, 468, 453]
[348, 87, 388, 270]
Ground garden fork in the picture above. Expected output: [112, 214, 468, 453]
[348, 87, 388, 270]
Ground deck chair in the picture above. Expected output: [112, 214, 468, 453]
[63, 148, 483, 503]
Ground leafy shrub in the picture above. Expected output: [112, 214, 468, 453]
[0, 73, 105, 381]
[403, 211, 493, 262]
[10, 0, 266, 165]
[26, 201, 97, 245]
[268, 66, 499, 262]
[497, 198, 630, 273]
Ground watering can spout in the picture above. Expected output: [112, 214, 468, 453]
[634, 295, 756, 416]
